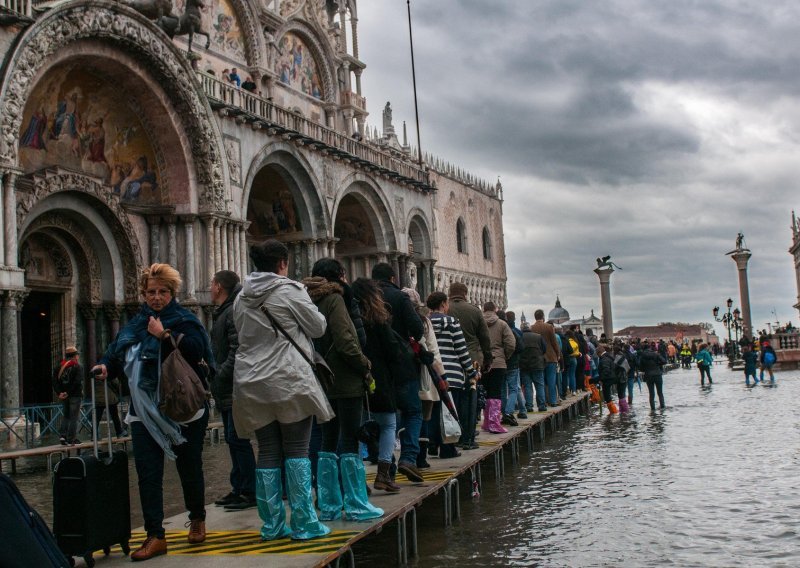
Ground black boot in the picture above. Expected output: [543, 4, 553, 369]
[416, 440, 430, 469]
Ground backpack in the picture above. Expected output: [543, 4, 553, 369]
[159, 334, 210, 422]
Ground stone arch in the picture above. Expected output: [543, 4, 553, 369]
[407, 209, 432, 259]
[226, 0, 266, 68]
[17, 172, 143, 303]
[242, 142, 327, 240]
[0, 1, 226, 211]
[334, 178, 397, 254]
[273, 19, 337, 103]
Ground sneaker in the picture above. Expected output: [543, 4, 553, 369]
[501, 413, 519, 427]
[517, 411, 528, 420]
[223, 494, 257, 511]
[214, 492, 240, 506]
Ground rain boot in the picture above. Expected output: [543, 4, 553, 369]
[316, 452, 343, 521]
[416, 439, 430, 469]
[481, 406, 490, 432]
[284, 457, 331, 540]
[606, 401, 618, 414]
[487, 399, 508, 434]
[374, 461, 401, 492]
[618, 398, 629, 413]
[255, 468, 291, 541]
[340, 454, 384, 521]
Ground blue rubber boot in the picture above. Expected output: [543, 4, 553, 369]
[340, 454, 384, 521]
[285, 457, 331, 540]
[255, 468, 291, 541]
[316, 451, 343, 521]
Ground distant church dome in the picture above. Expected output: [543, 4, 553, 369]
[548, 296, 570, 324]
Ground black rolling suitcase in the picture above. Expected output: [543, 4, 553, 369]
[0, 472, 70, 567]
[53, 376, 131, 567]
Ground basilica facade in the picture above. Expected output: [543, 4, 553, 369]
[0, 0, 506, 410]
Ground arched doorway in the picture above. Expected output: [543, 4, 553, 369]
[407, 213, 433, 298]
[333, 185, 396, 281]
[244, 149, 327, 279]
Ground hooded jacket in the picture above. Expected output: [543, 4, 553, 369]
[303, 277, 371, 400]
[209, 283, 242, 410]
[483, 311, 516, 370]
[232, 272, 334, 438]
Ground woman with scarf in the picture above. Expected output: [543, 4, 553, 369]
[93, 263, 215, 562]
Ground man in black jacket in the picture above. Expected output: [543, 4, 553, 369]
[520, 324, 547, 412]
[638, 341, 667, 410]
[372, 262, 426, 481]
[53, 346, 83, 445]
[209, 270, 256, 510]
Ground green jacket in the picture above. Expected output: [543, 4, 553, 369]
[304, 277, 371, 400]
[447, 296, 492, 367]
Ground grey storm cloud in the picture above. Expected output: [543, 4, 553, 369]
[357, 1, 800, 331]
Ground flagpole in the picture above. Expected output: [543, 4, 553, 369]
[407, 0, 423, 167]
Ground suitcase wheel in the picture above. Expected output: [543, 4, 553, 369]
[83, 553, 95, 568]
[121, 541, 131, 556]
[103, 546, 110, 556]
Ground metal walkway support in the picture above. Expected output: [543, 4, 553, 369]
[396, 507, 418, 566]
[442, 478, 461, 526]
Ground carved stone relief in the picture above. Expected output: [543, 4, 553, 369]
[224, 136, 241, 186]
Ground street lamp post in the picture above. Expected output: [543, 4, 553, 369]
[712, 298, 734, 364]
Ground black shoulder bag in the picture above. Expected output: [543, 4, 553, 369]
[259, 302, 335, 393]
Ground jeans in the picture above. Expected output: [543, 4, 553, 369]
[321, 396, 363, 455]
[646, 376, 665, 409]
[544, 363, 558, 406]
[558, 368, 567, 398]
[397, 377, 422, 465]
[627, 374, 635, 403]
[521, 369, 546, 410]
[566, 357, 578, 393]
[373, 411, 397, 463]
[502, 368, 521, 415]
[222, 408, 256, 496]
[452, 386, 477, 446]
[699, 365, 712, 385]
[131, 408, 209, 538]
[59, 396, 82, 440]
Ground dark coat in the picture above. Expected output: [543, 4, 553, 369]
[597, 352, 616, 384]
[377, 279, 424, 341]
[209, 283, 241, 410]
[520, 329, 546, 371]
[52, 360, 83, 398]
[362, 321, 407, 412]
[304, 277, 371, 400]
[638, 349, 666, 377]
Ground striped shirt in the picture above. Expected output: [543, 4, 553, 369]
[430, 312, 476, 388]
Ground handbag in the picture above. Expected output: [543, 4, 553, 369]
[440, 401, 461, 444]
[356, 394, 380, 456]
[259, 302, 335, 392]
[159, 334, 210, 422]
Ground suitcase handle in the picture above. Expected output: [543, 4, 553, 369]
[91, 369, 114, 461]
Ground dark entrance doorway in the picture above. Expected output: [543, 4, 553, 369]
[21, 291, 62, 405]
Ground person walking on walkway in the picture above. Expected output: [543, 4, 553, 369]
[53, 346, 83, 446]
[502, 311, 525, 422]
[428, 291, 477, 456]
[594, 346, 619, 414]
[447, 282, 491, 450]
[759, 340, 777, 383]
[695, 343, 713, 386]
[209, 270, 257, 511]
[94, 263, 214, 561]
[530, 310, 561, 407]
[372, 263, 426, 482]
[520, 322, 547, 413]
[304, 259, 383, 522]
[481, 302, 516, 433]
[638, 341, 667, 410]
[232, 240, 334, 542]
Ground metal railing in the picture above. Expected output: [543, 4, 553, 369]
[196, 72, 430, 187]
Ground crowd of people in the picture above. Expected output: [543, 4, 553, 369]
[69, 237, 784, 561]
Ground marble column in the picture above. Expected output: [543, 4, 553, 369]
[148, 217, 161, 264]
[305, 239, 316, 273]
[293, 242, 303, 280]
[220, 221, 229, 271]
[239, 225, 249, 275]
[594, 267, 615, 340]
[79, 304, 98, 384]
[4, 172, 18, 267]
[183, 217, 196, 299]
[398, 255, 407, 288]
[203, 216, 216, 285]
[390, 253, 400, 284]
[730, 250, 754, 339]
[167, 218, 178, 268]
[1, 290, 26, 413]
[104, 303, 122, 341]
[363, 256, 371, 279]
[0, 173, 5, 266]
[213, 218, 222, 273]
[232, 224, 241, 276]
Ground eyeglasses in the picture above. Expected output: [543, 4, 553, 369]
[144, 287, 171, 298]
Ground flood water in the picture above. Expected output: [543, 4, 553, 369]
[10, 362, 800, 567]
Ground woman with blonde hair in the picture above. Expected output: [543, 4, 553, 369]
[94, 263, 215, 561]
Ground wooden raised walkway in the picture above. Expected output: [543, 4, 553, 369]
[73, 395, 592, 568]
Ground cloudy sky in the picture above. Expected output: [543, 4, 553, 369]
[357, 1, 800, 335]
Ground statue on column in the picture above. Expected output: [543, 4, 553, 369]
[595, 255, 622, 270]
[382, 102, 394, 135]
[735, 232, 745, 251]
